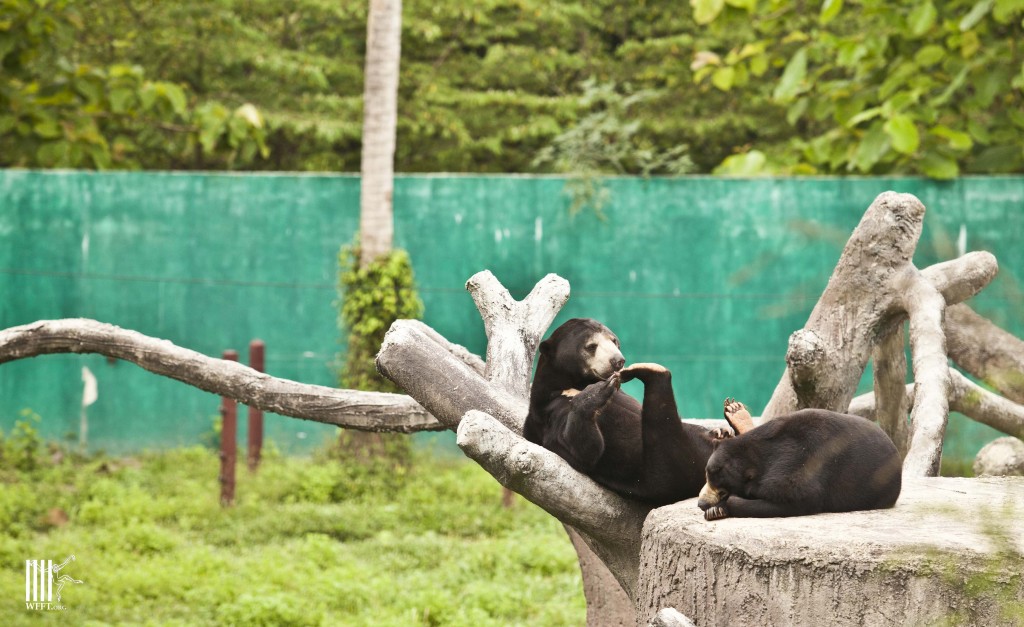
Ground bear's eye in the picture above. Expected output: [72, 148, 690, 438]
[585, 343, 598, 354]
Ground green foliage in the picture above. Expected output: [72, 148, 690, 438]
[692, 0, 1024, 177]
[0, 446, 584, 625]
[939, 455, 976, 477]
[338, 240, 423, 393]
[533, 79, 695, 178]
[0, 408, 44, 472]
[533, 79, 694, 214]
[0, 0, 267, 169]
[18, 0, 790, 174]
[10, 0, 1020, 176]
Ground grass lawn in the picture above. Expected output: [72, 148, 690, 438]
[0, 432, 586, 626]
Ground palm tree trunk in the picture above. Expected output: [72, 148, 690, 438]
[359, 0, 401, 265]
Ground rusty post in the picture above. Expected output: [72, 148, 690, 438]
[247, 339, 265, 472]
[219, 349, 238, 507]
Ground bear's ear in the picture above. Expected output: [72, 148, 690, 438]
[539, 338, 554, 356]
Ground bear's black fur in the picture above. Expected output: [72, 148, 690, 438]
[698, 408, 902, 520]
[523, 318, 719, 506]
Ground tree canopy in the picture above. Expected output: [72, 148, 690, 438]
[696, 0, 1024, 177]
[2, 0, 1021, 176]
[0, 0, 268, 169]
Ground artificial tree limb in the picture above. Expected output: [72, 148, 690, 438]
[466, 270, 569, 404]
[380, 274, 638, 624]
[0, 318, 441, 432]
[847, 385, 915, 422]
[850, 368, 1024, 442]
[766, 251, 995, 420]
[457, 410, 647, 597]
[377, 320, 525, 431]
[945, 303, 1024, 404]
[405, 318, 487, 376]
[900, 274, 952, 477]
[920, 252, 999, 304]
[761, 193, 996, 476]
[872, 324, 910, 457]
[949, 369, 1024, 440]
[761, 191, 928, 419]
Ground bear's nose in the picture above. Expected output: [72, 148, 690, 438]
[611, 356, 625, 371]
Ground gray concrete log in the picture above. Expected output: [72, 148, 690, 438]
[0, 318, 442, 432]
[762, 191, 927, 419]
[901, 274, 952, 477]
[464, 270, 636, 625]
[872, 324, 910, 457]
[850, 369, 1024, 443]
[946, 303, 1024, 404]
[380, 273, 639, 624]
[456, 411, 647, 598]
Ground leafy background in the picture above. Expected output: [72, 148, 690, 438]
[8, 0, 1019, 177]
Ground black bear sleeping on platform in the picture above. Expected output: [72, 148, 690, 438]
[697, 400, 903, 520]
[522, 318, 726, 506]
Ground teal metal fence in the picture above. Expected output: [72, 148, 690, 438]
[1, 171, 1022, 462]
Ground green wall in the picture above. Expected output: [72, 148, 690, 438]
[1, 171, 1022, 461]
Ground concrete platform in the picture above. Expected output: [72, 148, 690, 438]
[638, 477, 1024, 626]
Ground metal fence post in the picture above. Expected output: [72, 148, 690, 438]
[219, 349, 238, 506]
[247, 339, 265, 472]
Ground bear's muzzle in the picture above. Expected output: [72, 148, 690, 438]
[697, 481, 728, 511]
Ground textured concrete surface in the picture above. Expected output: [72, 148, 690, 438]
[638, 477, 1024, 627]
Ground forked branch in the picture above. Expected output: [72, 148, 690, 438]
[762, 191, 998, 477]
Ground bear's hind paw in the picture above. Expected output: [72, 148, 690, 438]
[723, 398, 756, 435]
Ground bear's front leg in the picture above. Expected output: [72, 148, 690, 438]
[618, 362, 677, 422]
[569, 372, 621, 418]
[617, 362, 670, 384]
[555, 374, 621, 471]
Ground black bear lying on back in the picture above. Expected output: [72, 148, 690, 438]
[523, 318, 725, 506]
[697, 399, 902, 520]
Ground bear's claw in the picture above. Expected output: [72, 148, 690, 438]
[704, 506, 729, 521]
[709, 428, 733, 440]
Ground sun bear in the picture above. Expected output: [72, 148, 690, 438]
[697, 399, 902, 520]
[523, 318, 726, 506]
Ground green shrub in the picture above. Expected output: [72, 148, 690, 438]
[337, 238, 424, 394]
